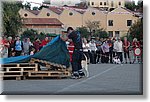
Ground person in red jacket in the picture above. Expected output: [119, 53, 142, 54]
[40, 37, 49, 49]
[67, 41, 74, 62]
[132, 38, 141, 64]
[123, 37, 131, 64]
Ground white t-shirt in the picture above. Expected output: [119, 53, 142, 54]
[82, 43, 89, 52]
[114, 41, 123, 52]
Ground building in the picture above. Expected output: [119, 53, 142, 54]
[87, 0, 125, 10]
[19, 6, 140, 37]
[106, 7, 139, 37]
[22, 18, 63, 34]
[44, 0, 82, 6]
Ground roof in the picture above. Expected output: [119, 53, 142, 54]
[23, 18, 63, 25]
[47, 7, 64, 15]
[26, 9, 40, 15]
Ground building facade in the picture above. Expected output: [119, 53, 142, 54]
[87, 0, 125, 10]
[19, 6, 140, 37]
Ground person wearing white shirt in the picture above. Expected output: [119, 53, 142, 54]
[113, 38, 123, 63]
[82, 38, 90, 63]
[89, 39, 97, 64]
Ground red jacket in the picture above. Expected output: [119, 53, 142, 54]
[40, 40, 49, 47]
[132, 41, 140, 48]
[68, 42, 74, 62]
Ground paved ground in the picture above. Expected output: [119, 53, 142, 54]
[1, 64, 143, 95]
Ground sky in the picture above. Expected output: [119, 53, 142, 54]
[22, 0, 140, 8]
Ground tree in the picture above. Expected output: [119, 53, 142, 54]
[125, 1, 136, 11]
[136, 0, 143, 13]
[33, 6, 39, 10]
[38, 5, 49, 10]
[76, 27, 90, 38]
[95, 29, 108, 38]
[24, 2, 31, 10]
[21, 29, 38, 41]
[128, 19, 143, 41]
[85, 20, 100, 35]
[3, 1, 23, 37]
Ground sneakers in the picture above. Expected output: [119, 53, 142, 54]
[78, 71, 85, 78]
[71, 72, 80, 79]
[71, 71, 85, 79]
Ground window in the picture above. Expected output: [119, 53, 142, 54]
[92, 12, 95, 15]
[108, 20, 113, 26]
[108, 31, 113, 37]
[104, 2, 107, 5]
[115, 31, 120, 37]
[47, 13, 50, 16]
[111, 1, 114, 7]
[69, 12, 73, 16]
[119, 2, 121, 5]
[127, 20, 132, 26]
[92, 2, 94, 5]
[24, 13, 28, 17]
[100, 2, 102, 5]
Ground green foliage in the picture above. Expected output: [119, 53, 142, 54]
[21, 29, 38, 41]
[24, 2, 31, 10]
[38, 5, 49, 10]
[125, 0, 143, 12]
[125, 1, 136, 11]
[3, 1, 23, 37]
[85, 20, 100, 33]
[128, 19, 143, 41]
[33, 6, 39, 10]
[76, 27, 90, 38]
[94, 29, 109, 38]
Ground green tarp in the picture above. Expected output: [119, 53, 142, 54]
[1, 36, 70, 67]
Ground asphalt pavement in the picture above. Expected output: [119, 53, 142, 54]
[1, 64, 143, 95]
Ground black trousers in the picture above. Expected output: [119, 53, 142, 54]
[15, 50, 22, 56]
[109, 51, 113, 63]
[96, 50, 101, 63]
[89, 51, 96, 64]
[72, 50, 83, 72]
[117, 52, 123, 62]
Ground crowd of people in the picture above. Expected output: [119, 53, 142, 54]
[0, 36, 51, 58]
[0, 35, 143, 64]
[68, 36, 143, 64]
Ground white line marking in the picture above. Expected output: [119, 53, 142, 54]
[55, 65, 120, 94]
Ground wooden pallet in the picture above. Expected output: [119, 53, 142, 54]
[27, 70, 70, 78]
[1, 61, 71, 80]
[30, 58, 67, 71]
[1, 63, 39, 80]
[0, 71, 23, 80]
[1, 63, 39, 72]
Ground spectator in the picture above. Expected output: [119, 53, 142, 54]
[89, 39, 97, 64]
[112, 38, 117, 57]
[40, 37, 49, 49]
[0, 36, 9, 58]
[107, 37, 113, 63]
[114, 38, 123, 63]
[33, 38, 41, 53]
[8, 36, 14, 57]
[14, 36, 23, 56]
[27, 38, 33, 46]
[101, 39, 110, 63]
[82, 38, 90, 64]
[123, 37, 131, 64]
[23, 38, 30, 55]
[95, 37, 102, 63]
[132, 38, 141, 64]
